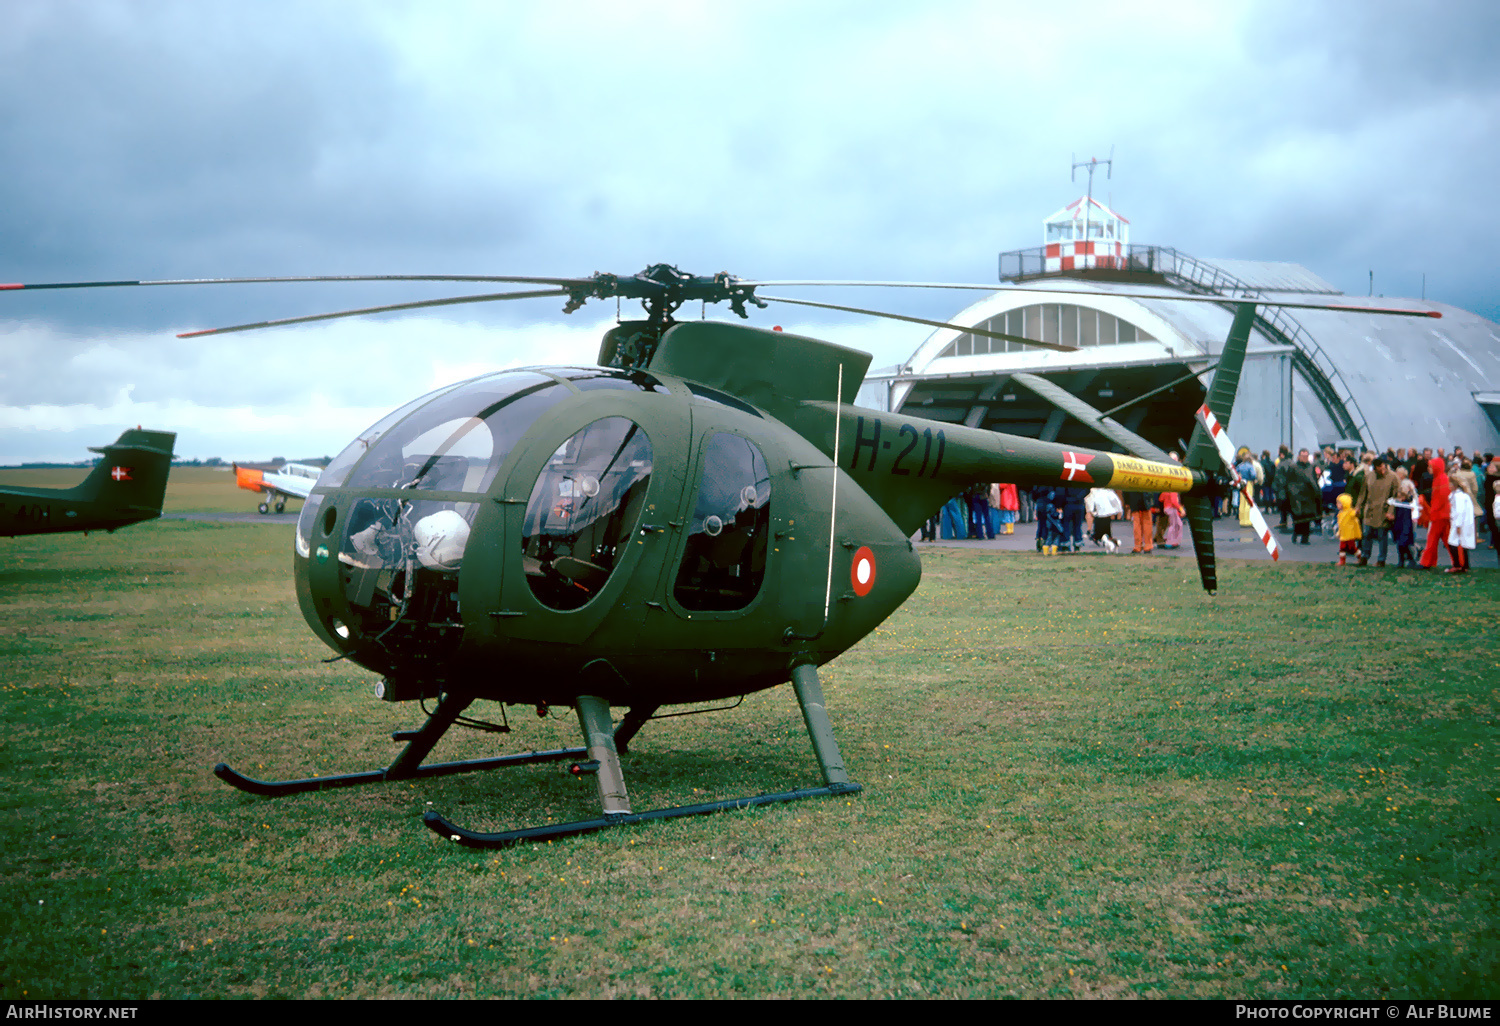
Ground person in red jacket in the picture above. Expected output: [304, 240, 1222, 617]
[993, 482, 1019, 535]
[1160, 490, 1184, 549]
[1418, 456, 1453, 569]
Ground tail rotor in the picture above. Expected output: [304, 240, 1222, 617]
[1180, 303, 1258, 593]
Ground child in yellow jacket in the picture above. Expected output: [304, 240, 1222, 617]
[1336, 492, 1361, 566]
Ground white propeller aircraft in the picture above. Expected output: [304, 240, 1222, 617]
[233, 461, 320, 514]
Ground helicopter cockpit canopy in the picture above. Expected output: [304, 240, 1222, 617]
[334, 371, 571, 494]
[296, 368, 670, 666]
[300, 371, 576, 661]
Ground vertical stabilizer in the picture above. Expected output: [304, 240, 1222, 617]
[77, 429, 177, 524]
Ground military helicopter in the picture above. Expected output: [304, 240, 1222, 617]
[2, 428, 175, 538]
[3, 266, 1437, 847]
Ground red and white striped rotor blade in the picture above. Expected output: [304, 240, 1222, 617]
[1194, 404, 1240, 471]
[1197, 404, 1278, 559]
[1240, 488, 1281, 561]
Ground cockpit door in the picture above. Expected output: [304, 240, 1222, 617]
[488, 391, 688, 644]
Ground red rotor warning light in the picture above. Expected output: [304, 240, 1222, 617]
[850, 546, 876, 596]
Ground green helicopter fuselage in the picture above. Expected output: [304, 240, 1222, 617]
[294, 321, 1207, 708]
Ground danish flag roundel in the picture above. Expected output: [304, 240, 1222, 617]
[1060, 452, 1093, 484]
[850, 546, 876, 597]
[111, 466, 133, 482]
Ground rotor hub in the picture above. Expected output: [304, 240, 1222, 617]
[565, 264, 766, 369]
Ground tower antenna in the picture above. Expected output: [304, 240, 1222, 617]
[1071, 146, 1114, 255]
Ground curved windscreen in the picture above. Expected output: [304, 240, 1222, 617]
[330, 496, 481, 657]
[296, 492, 325, 559]
[522, 417, 653, 611]
[342, 372, 569, 494]
[556, 368, 668, 394]
[318, 382, 470, 489]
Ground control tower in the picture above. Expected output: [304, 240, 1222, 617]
[1042, 196, 1130, 273]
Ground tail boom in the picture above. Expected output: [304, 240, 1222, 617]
[817, 403, 1211, 537]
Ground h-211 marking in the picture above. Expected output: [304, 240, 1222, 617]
[849, 416, 946, 479]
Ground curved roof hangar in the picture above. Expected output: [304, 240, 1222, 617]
[865, 265, 1500, 458]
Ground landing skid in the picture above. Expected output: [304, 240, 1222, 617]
[425, 663, 861, 849]
[214, 748, 587, 798]
[213, 691, 587, 798]
[425, 782, 861, 849]
[216, 664, 861, 849]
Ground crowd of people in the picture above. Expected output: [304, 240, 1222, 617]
[923, 445, 1500, 573]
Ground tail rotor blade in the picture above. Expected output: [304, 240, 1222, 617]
[1184, 496, 1218, 595]
[1195, 403, 1240, 470]
[1241, 491, 1281, 561]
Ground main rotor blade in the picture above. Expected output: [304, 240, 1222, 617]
[746, 280, 1442, 318]
[175, 288, 570, 338]
[747, 279, 1002, 289]
[757, 294, 1078, 353]
[2, 274, 590, 292]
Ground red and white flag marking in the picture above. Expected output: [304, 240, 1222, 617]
[111, 466, 133, 482]
[1060, 451, 1094, 484]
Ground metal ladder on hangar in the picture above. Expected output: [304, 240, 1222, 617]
[1132, 247, 1376, 449]
[1001, 244, 1378, 449]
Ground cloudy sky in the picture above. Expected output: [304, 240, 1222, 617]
[3, 0, 1496, 464]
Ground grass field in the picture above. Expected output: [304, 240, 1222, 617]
[1, 484, 1496, 998]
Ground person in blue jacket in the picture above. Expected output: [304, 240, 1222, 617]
[1032, 485, 1062, 554]
[1058, 486, 1087, 553]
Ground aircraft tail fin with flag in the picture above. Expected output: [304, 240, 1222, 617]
[72, 429, 177, 528]
[3, 428, 175, 537]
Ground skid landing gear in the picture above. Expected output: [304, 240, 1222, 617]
[423, 663, 861, 849]
[213, 692, 587, 797]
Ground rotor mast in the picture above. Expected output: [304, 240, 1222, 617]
[567, 264, 767, 369]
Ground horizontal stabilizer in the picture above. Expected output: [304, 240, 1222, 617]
[89, 428, 177, 458]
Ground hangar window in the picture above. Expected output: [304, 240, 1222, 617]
[939, 303, 1157, 357]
